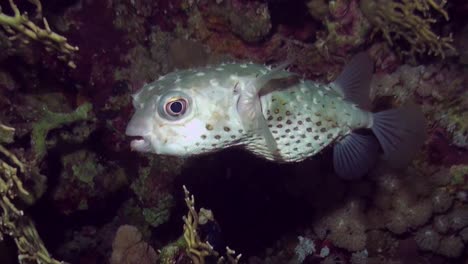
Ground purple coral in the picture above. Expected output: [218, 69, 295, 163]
[437, 235, 464, 258]
[414, 226, 441, 252]
[448, 206, 468, 231]
[431, 189, 454, 213]
[313, 199, 367, 251]
[433, 215, 450, 234]
[294, 236, 316, 263]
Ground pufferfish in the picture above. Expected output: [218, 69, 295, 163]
[125, 52, 426, 179]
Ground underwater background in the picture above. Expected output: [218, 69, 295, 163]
[0, 0, 467, 263]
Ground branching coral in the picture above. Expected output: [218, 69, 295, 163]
[360, 0, 456, 59]
[182, 185, 241, 264]
[0, 123, 15, 144]
[157, 185, 243, 263]
[0, 124, 65, 264]
[0, 0, 78, 67]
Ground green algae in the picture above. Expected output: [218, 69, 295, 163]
[68, 150, 104, 187]
[31, 102, 93, 161]
[54, 148, 128, 214]
[142, 194, 174, 228]
[450, 165, 468, 188]
[159, 236, 187, 264]
[444, 103, 468, 148]
[0, 124, 14, 144]
[130, 155, 184, 228]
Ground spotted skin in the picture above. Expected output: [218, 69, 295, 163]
[245, 79, 370, 162]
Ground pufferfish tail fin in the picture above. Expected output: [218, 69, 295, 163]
[333, 133, 381, 179]
[332, 52, 426, 180]
[371, 103, 427, 168]
[333, 105, 426, 180]
[331, 52, 380, 179]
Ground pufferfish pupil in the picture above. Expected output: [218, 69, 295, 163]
[166, 99, 186, 116]
[157, 91, 192, 121]
[126, 52, 427, 179]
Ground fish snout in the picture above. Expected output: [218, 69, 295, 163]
[125, 114, 152, 137]
[126, 113, 155, 153]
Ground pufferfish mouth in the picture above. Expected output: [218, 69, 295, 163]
[128, 136, 152, 152]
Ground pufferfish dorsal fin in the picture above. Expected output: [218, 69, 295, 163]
[331, 52, 374, 109]
[237, 61, 295, 158]
[258, 75, 302, 96]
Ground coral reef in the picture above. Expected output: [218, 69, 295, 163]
[110, 186, 242, 264]
[360, 0, 456, 59]
[52, 149, 128, 215]
[0, 0, 467, 263]
[195, 0, 272, 43]
[130, 155, 185, 228]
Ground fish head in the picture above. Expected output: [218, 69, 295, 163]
[125, 71, 245, 157]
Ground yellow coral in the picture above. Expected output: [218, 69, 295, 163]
[182, 185, 242, 264]
[0, 0, 78, 67]
[182, 185, 220, 264]
[360, 0, 456, 59]
[1, 124, 64, 264]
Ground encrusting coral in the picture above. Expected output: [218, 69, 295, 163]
[414, 226, 442, 252]
[110, 225, 158, 264]
[313, 199, 367, 251]
[0, 0, 78, 67]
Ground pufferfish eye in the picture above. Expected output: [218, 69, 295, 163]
[165, 98, 187, 116]
[158, 91, 192, 121]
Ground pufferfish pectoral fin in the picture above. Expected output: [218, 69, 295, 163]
[333, 133, 380, 180]
[237, 81, 279, 157]
[237, 62, 296, 158]
[331, 52, 374, 109]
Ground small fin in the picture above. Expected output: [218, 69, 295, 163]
[254, 61, 294, 90]
[333, 133, 380, 179]
[258, 75, 302, 96]
[237, 82, 280, 158]
[236, 62, 297, 158]
[371, 103, 427, 168]
[331, 52, 374, 109]
[256, 112, 281, 158]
